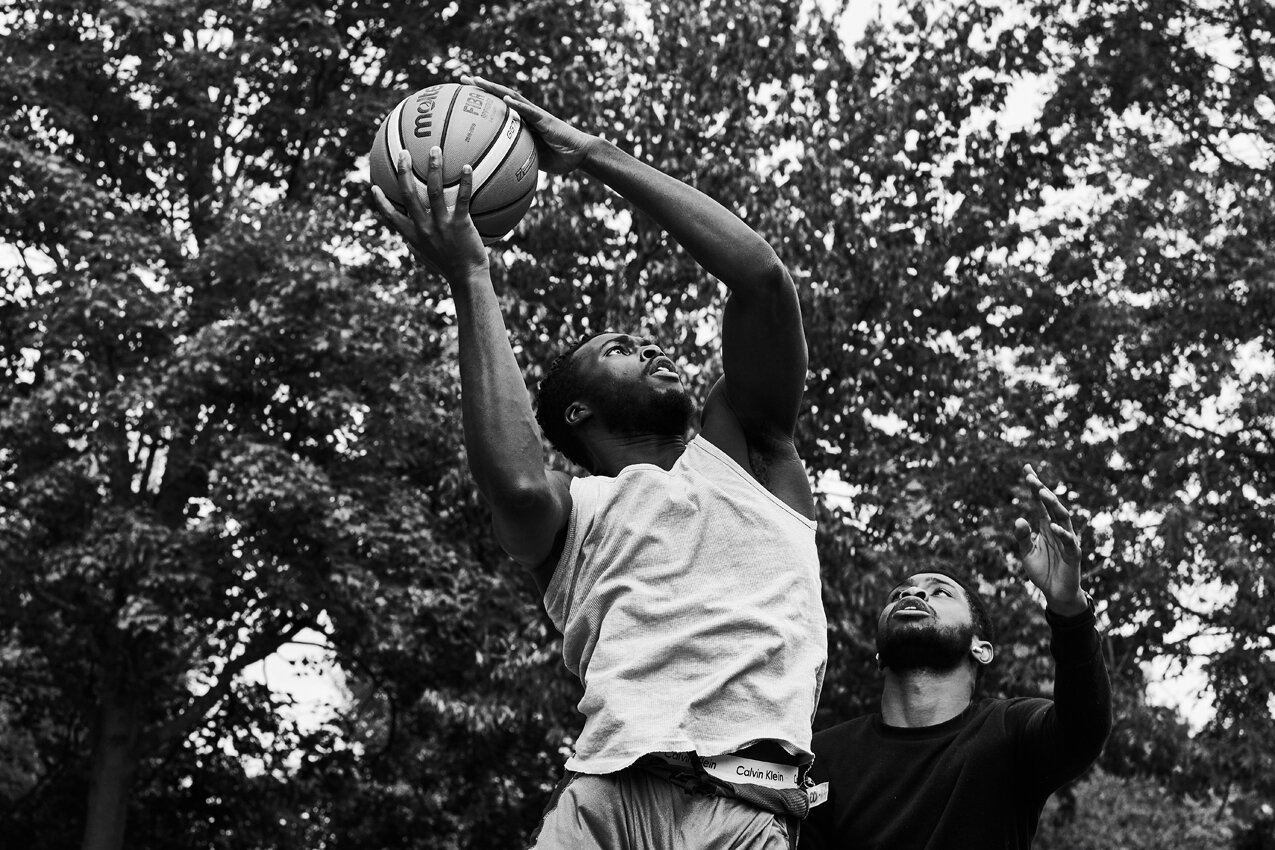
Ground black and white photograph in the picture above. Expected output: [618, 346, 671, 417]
[1, 0, 1271, 847]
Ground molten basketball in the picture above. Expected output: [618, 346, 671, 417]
[369, 82, 539, 245]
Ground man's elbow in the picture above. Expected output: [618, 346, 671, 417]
[734, 252, 798, 310]
[755, 251, 795, 293]
[1077, 699, 1114, 765]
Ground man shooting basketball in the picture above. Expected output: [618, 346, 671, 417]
[371, 76, 826, 850]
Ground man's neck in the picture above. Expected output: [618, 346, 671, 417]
[587, 432, 687, 475]
[879, 668, 975, 728]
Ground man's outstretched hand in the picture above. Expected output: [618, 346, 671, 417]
[1014, 464, 1088, 617]
[463, 74, 598, 175]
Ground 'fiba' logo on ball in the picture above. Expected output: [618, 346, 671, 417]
[461, 90, 486, 116]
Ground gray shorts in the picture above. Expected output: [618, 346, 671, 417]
[527, 766, 796, 850]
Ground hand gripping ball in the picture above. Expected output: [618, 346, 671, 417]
[370, 82, 539, 245]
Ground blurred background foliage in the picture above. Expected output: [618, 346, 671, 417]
[0, 0, 1271, 847]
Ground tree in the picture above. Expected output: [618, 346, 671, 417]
[0, 1, 626, 847]
[1019, 0, 1275, 801]
[1035, 768, 1240, 849]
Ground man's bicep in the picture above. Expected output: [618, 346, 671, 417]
[719, 263, 808, 436]
[490, 469, 573, 573]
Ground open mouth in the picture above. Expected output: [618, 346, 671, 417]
[647, 356, 679, 379]
[892, 598, 933, 617]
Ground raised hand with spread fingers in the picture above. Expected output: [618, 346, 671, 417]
[1013, 464, 1089, 617]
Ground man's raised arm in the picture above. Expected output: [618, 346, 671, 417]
[1013, 464, 1112, 781]
[371, 148, 570, 578]
[467, 75, 808, 448]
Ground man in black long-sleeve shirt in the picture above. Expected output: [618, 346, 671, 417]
[801, 465, 1111, 849]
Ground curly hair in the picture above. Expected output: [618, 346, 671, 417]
[534, 332, 608, 471]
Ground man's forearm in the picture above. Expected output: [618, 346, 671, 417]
[580, 138, 784, 294]
[1047, 605, 1113, 759]
[448, 268, 548, 501]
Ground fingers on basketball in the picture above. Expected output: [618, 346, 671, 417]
[467, 74, 520, 104]
[468, 75, 547, 128]
[425, 147, 446, 210]
[395, 152, 430, 223]
[369, 185, 398, 224]
[375, 193, 415, 239]
[456, 165, 474, 212]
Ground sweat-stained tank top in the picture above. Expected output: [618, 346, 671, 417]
[543, 435, 827, 775]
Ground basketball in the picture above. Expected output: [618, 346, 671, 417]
[369, 82, 539, 245]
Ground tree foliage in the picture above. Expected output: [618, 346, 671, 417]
[1, 0, 1271, 847]
[1035, 768, 1242, 849]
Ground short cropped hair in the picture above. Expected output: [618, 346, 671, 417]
[929, 568, 997, 646]
[535, 333, 606, 470]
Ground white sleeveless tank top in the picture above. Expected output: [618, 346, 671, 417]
[543, 436, 827, 774]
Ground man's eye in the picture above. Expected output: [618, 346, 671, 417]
[934, 588, 950, 596]
[607, 345, 629, 356]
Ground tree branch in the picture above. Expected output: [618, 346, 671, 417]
[1163, 413, 1273, 463]
[1229, 0, 1273, 95]
[148, 619, 308, 748]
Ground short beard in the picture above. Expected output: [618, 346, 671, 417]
[590, 381, 695, 439]
[877, 620, 974, 674]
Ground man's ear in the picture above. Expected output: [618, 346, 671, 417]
[971, 639, 994, 667]
[565, 401, 591, 426]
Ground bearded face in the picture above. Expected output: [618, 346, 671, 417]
[876, 617, 976, 674]
[587, 373, 695, 439]
[875, 573, 987, 675]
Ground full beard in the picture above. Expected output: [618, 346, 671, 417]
[877, 620, 974, 674]
[590, 381, 695, 438]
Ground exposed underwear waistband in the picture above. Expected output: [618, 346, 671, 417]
[634, 751, 820, 820]
[648, 751, 801, 790]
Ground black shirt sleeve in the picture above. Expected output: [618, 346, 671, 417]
[1013, 602, 1113, 794]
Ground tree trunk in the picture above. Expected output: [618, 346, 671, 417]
[81, 691, 140, 850]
